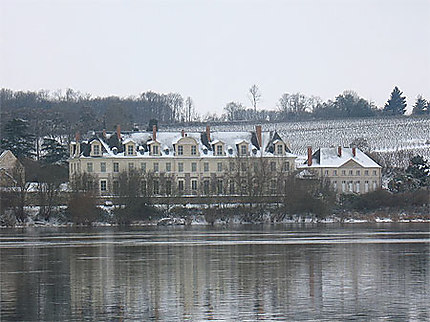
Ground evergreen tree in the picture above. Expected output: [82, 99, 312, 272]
[411, 95, 428, 115]
[406, 155, 429, 187]
[383, 86, 407, 115]
[0, 118, 35, 159]
[40, 137, 68, 164]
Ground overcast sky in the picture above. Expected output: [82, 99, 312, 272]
[1, 0, 429, 115]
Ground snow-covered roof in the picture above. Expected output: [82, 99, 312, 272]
[75, 128, 296, 158]
[298, 147, 381, 169]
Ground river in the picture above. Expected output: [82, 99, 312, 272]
[1, 223, 429, 321]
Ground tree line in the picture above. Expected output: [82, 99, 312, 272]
[1, 86, 429, 144]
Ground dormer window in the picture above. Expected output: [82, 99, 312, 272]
[152, 145, 159, 155]
[191, 145, 197, 155]
[178, 145, 183, 155]
[240, 145, 247, 156]
[277, 144, 283, 155]
[93, 144, 100, 156]
[127, 145, 134, 156]
[216, 145, 223, 156]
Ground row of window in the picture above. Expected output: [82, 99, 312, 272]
[324, 169, 378, 177]
[332, 180, 378, 193]
[99, 178, 280, 196]
[83, 160, 291, 173]
[91, 141, 287, 157]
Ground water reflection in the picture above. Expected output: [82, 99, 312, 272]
[1, 224, 429, 321]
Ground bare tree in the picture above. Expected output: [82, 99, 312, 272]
[184, 96, 196, 122]
[248, 84, 261, 112]
[278, 93, 320, 119]
[224, 102, 245, 121]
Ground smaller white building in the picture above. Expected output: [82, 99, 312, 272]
[298, 146, 382, 194]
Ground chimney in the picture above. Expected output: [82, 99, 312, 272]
[338, 146, 342, 157]
[307, 146, 312, 166]
[152, 124, 157, 141]
[256, 125, 262, 148]
[116, 125, 121, 140]
[352, 147, 356, 157]
[181, 129, 185, 137]
[102, 129, 107, 139]
[206, 125, 211, 142]
[75, 132, 81, 156]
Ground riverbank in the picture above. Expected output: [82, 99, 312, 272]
[1, 204, 429, 228]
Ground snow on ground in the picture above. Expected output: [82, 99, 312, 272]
[166, 117, 430, 166]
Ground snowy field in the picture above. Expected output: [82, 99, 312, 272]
[167, 117, 430, 166]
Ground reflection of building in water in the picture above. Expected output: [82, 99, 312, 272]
[1, 234, 429, 321]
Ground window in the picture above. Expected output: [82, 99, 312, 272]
[100, 162, 106, 172]
[128, 162, 134, 171]
[217, 179, 223, 194]
[349, 170, 353, 175]
[241, 162, 247, 172]
[204, 162, 209, 172]
[277, 144, 283, 154]
[365, 170, 369, 176]
[141, 180, 147, 196]
[216, 145, 223, 156]
[324, 170, 329, 176]
[355, 181, 360, 193]
[166, 162, 171, 172]
[141, 162, 146, 172]
[356, 170, 361, 176]
[229, 180, 235, 195]
[348, 181, 353, 192]
[203, 180, 210, 195]
[127, 145, 134, 156]
[229, 162, 235, 172]
[191, 145, 197, 155]
[152, 145, 159, 155]
[240, 145, 247, 156]
[178, 180, 184, 192]
[154, 163, 159, 172]
[165, 180, 172, 195]
[178, 162, 184, 172]
[241, 179, 248, 194]
[217, 162, 223, 172]
[191, 162, 197, 172]
[342, 170, 346, 176]
[282, 162, 290, 172]
[373, 170, 377, 176]
[372, 181, 377, 190]
[191, 180, 198, 191]
[153, 180, 159, 195]
[177, 145, 183, 155]
[87, 180, 94, 191]
[87, 162, 93, 172]
[333, 181, 338, 190]
[270, 162, 276, 172]
[342, 181, 346, 192]
[333, 170, 337, 176]
[113, 181, 119, 195]
[113, 162, 119, 173]
[270, 179, 277, 194]
[93, 144, 100, 155]
[365, 181, 369, 193]
[100, 180, 107, 192]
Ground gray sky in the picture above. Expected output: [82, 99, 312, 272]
[1, 0, 429, 115]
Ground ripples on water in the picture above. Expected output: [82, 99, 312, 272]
[1, 224, 429, 321]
